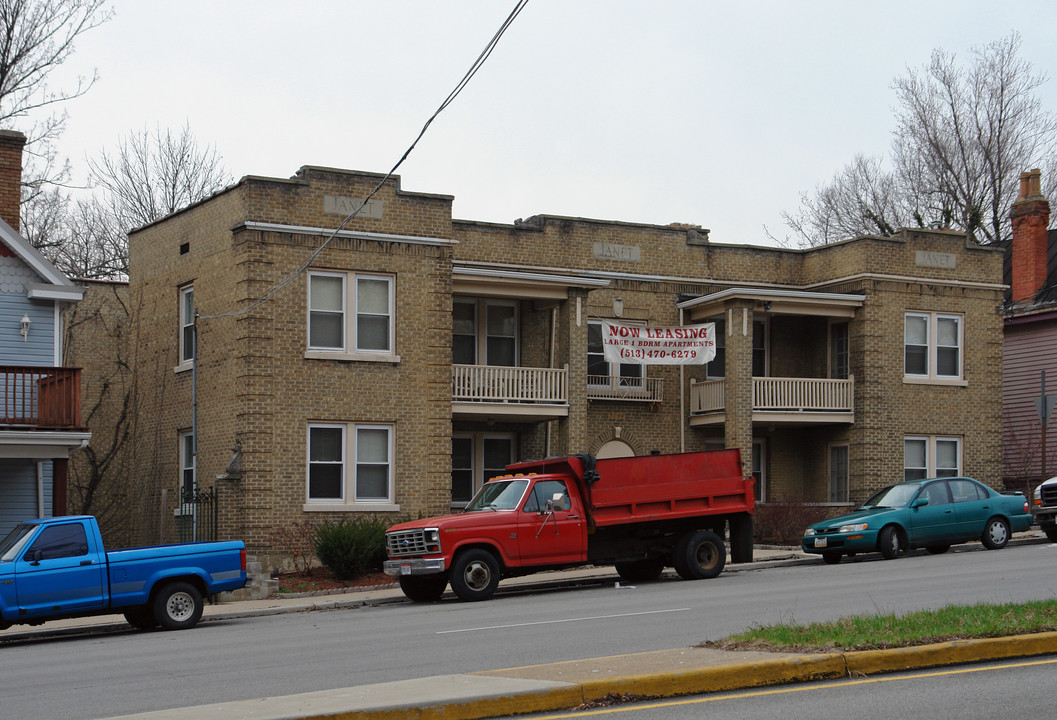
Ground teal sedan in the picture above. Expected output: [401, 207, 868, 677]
[802, 477, 1031, 565]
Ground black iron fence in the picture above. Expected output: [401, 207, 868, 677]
[177, 485, 218, 543]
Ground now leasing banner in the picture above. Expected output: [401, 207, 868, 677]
[600, 320, 716, 365]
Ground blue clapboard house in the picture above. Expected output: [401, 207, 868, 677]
[0, 130, 89, 535]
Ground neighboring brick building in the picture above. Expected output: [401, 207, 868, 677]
[1001, 169, 1057, 491]
[89, 165, 1003, 562]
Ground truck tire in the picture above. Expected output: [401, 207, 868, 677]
[124, 608, 159, 630]
[153, 581, 204, 630]
[822, 551, 842, 565]
[399, 575, 448, 602]
[449, 549, 501, 601]
[614, 558, 665, 582]
[673, 530, 725, 580]
[1045, 525, 1057, 543]
[981, 517, 1009, 550]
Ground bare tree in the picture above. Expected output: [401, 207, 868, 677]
[781, 33, 1057, 247]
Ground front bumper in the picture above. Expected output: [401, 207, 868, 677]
[384, 557, 446, 576]
[802, 531, 878, 555]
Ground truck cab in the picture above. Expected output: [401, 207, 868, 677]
[1033, 476, 1057, 542]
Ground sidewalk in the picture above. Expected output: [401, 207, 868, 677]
[6, 536, 1053, 720]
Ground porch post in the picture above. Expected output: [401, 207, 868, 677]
[723, 301, 755, 479]
[52, 457, 69, 516]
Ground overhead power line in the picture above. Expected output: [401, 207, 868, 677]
[200, 0, 530, 321]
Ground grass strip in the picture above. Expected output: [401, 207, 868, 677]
[708, 599, 1057, 652]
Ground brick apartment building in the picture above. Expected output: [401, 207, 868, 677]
[77, 165, 1004, 561]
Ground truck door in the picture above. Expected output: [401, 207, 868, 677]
[15, 521, 107, 617]
[517, 479, 584, 565]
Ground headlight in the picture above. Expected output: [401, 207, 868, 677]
[838, 522, 869, 533]
[804, 528, 816, 536]
[1034, 487, 1042, 500]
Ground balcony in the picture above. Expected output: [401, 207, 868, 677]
[587, 375, 663, 402]
[452, 364, 569, 422]
[0, 366, 84, 430]
[690, 376, 854, 426]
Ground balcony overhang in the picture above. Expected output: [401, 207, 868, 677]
[452, 402, 569, 423]
[678, 288, 864, 322]
[453, 265, 610, 300]
[690, 411, 854, 427]
[0, 430, 92, 458]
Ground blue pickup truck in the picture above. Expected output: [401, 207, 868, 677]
[0, 516, 246, 631]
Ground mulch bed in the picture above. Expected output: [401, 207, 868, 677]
[274, 568, 396, 596]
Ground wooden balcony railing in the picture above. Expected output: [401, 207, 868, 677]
[690, 376, 854, 415]
[587, 375, 663, 402]
[453, 364, 567, 404]
[0, 366, 83, 429]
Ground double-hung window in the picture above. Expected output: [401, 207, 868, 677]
[452, 298, 518, 366]
[306, 423, 396, 509]
[307, 272, 395, 360]
[829, 444, 849, 502]
[904, 436, 960, 481]
[179, 286, 194, 368]
[904, 312, 962, 382]
[180, 430, 195, 500]
[587, 320, 644, 392]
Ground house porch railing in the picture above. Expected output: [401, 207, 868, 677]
[0, 366, 83, 429]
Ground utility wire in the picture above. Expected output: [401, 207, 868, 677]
[199, 0, 530, 321]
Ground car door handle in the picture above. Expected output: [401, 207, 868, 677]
[80, 560, 93, 566]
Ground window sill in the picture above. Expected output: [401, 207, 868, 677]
[304, 350, 401, 364]
[902, 376, 968, 387]
[302, 503, 401, 513]
[174, 362, 193, 374]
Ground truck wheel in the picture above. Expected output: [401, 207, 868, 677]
[399, 575, 448, 602]
[1045, 526, 1057, 543]
[614, 558, 665, 582]
[981, 517, 1009, 549]
[822, 551, 842, 565]
[449, 549, 501, 601]
[673, 530, 725, 580]
[878, 526, 902, 559]
[124, 608, 159, 630]
[153, 582, 204, 630]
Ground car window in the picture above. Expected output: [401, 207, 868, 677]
[25, 524, 89, 561]
[920, 482, 951, 506]
[524, 480, 569, 512]
[949, 479, 983, 503]
[861, 484, 918, 509]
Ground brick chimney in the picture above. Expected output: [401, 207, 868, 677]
[0, 130, 26, 232]
[1010, 168, 1051, 303]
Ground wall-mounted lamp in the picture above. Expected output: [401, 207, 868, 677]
[19, 314, 30, 341]
[763, 302, 773, 312]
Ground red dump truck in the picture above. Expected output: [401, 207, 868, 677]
[384, 450, 755, 602]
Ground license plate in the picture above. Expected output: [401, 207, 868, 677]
[814, 538, 828, 548]
[401, 564, 411, 575]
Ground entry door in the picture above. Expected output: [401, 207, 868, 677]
[517, 479, 584, 565]
[16, 523, 106, 617]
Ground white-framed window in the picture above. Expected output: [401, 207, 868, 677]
[451, 433, 516, 506]
[829, 321, 849, 380]
[704, 317, 766, 378]
[829, 443, 849, 502]
[706, 318, 726, 379]
[179, 286, 195, 366]
[180, 430, 195, 500]
[306, 423, 396, 509]
[587, 320, 644, 390]
[904, 436, 961, 481]
[307, 272, 395, 359]
[452, 298, 518, 367]
[904, 312, 962, 382]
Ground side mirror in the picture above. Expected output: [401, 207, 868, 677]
[911, 497, 929, 508]
[550, 492, 569, 512]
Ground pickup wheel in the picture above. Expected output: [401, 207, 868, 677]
[124, 608, 159, 630]
[614, 558, 665, 582]
[153, 582, 204, 630]
[1045, 526, 1057, 543]
[981, 517, 1009, 550]
[822, 551, 842, 565]
[925, 544, 950, 555]
[449, 549, 501, 601]
[399, 575, 448, 602]
[673, 530, 725, 580]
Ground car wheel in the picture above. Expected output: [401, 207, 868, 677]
[878, 526, 902, 560]
[449, 549, 501, 601]
[822, 551, 842, 565]
[981, 517, 1009, 550]
[673, 530, 725, 580]
[1043, 525, 1057, 543]
[152, 581, 204, 630]
[399, 575, 448, 602]
[124, 608, 159, 630]
[614, 558, 665, 582]
[925, 544, 950, 555]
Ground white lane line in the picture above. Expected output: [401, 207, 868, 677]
[437, 607, 690, 634]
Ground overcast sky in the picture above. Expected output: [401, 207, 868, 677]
[47, 1, 1057, 247]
